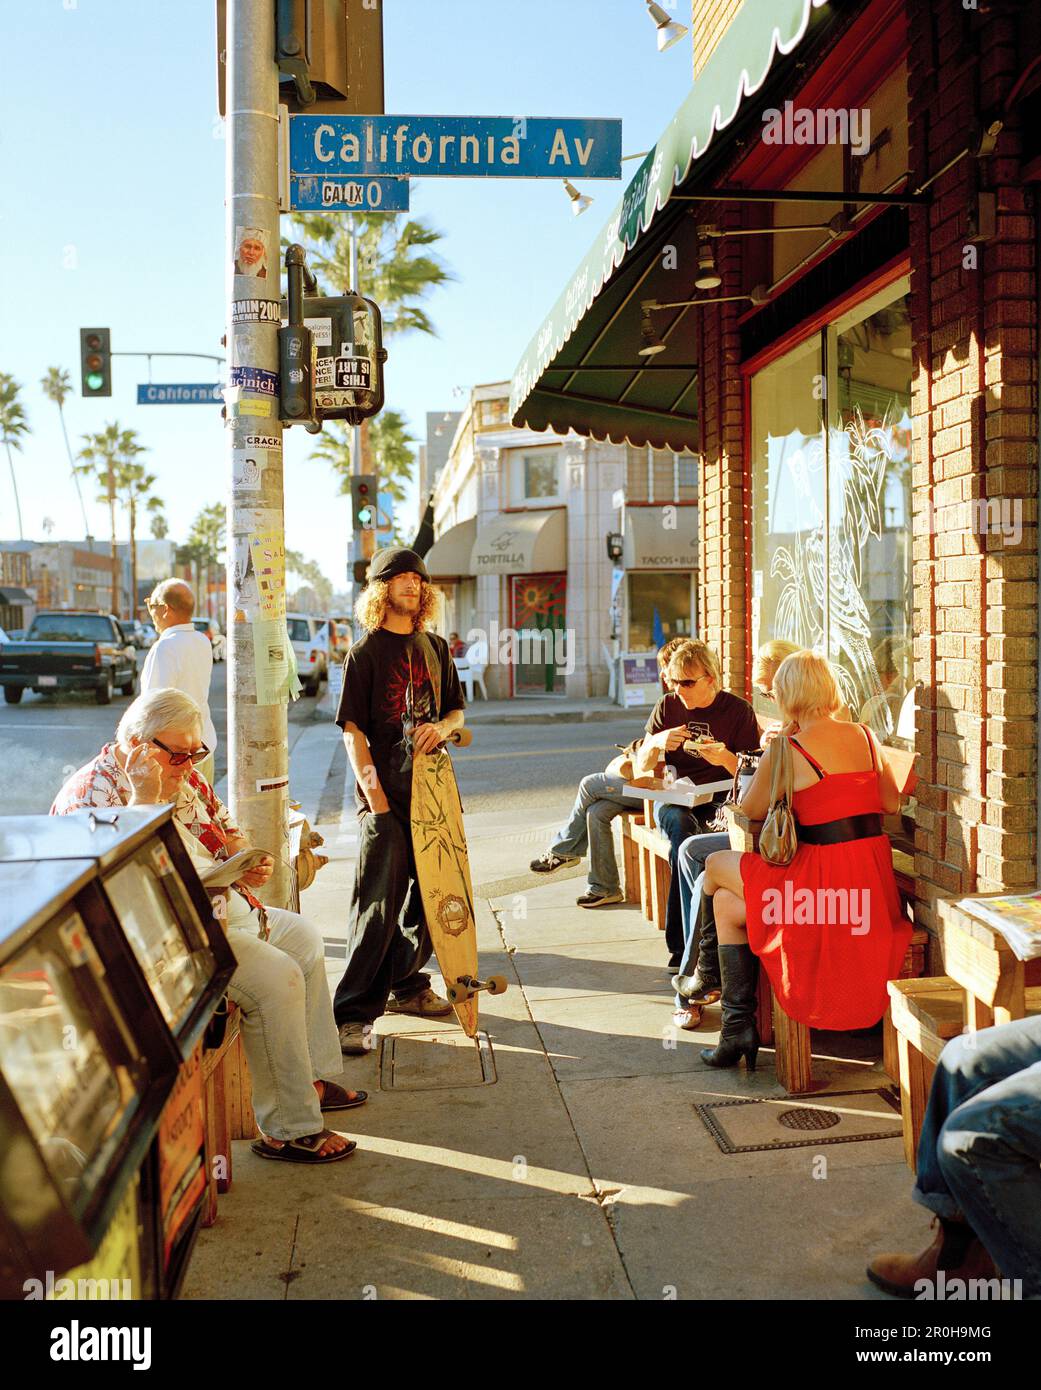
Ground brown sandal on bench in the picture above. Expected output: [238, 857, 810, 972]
[251, 1130, 357, 1164]
[316, 1080, 368, 1112]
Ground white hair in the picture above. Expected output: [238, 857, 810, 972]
[116, 688, 202, 746]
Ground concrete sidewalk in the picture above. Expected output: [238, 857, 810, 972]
[184, 719, 929, 1301]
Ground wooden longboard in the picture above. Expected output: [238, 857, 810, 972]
[410, 728, 480, 1036]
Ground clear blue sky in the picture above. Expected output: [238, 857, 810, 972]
[2, 0, 692, 587]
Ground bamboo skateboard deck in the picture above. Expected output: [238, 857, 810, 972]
[410, 728, 485, 1036]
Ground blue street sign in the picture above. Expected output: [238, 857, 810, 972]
[137, 383, 222, 404]
[290, 174, 410, 212]
[289, 115, 623, 179]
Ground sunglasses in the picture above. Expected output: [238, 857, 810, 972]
[675, 674, 712, 688]
[151, 737, 210, 767]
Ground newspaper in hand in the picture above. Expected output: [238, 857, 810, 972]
[198, 848, 273, 890]
[957, 891, 1041, 961]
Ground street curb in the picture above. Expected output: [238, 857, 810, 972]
[464, 708, 637, 725]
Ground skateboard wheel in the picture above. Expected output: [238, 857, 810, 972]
[486, 975, 508, 995]
[447, 982, 471, 1004]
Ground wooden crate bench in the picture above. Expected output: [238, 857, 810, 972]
[200, 1001, 258, 1227]
[887, 976, 966, 1169]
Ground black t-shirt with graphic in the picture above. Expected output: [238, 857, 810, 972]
[335, 628, 466, 818]
[645, 689, 760, 785]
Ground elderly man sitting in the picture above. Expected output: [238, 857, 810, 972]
[51, 688, 362, 1166]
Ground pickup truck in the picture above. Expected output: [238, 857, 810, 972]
[0, 611, 139, 705]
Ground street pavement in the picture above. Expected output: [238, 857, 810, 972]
[0, 650, 325, 816]
[183, 690, 930, 1302]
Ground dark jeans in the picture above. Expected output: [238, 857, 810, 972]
[912, 1015, 1041, 1296]
[654, 801, 718, 963]
[333, 809, 431, 1025]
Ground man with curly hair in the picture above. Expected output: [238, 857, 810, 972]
[333, 547, 467, 1054]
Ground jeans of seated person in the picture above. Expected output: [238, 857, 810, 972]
[912, 1015, 1041, 1296]
[549, 771, 632, 894]
[654, 801, 720, 962]
[227, 907, 344, 1141]
[673, 832, 731, 1006]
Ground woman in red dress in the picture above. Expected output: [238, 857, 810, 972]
[700, 651, 910, 1070]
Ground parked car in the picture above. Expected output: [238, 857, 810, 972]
[140, 622, 158, 646]
[193, 617, 226, 662]
[329, 619, 352, 659]
[0, 611, 138, 705]
[286, 613, 328, 697]
[124, 619, 154, 650]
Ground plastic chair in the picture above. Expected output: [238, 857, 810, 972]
[457, 638, 487, 701]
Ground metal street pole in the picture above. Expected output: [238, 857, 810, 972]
[225, 0, 290, 906]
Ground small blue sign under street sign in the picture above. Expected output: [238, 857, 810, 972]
[137, 383, 222, 404]
[289, 115, 623, 179]
[290, 174, 410, 212]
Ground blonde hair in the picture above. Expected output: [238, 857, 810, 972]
[752, 639, 801, 690]
[355, 578, 439, 633]
[117, 688, 202, 745]
[772, 651, 842, 722]
[656, 636, 685, 674]
[667, 639, 721, 688]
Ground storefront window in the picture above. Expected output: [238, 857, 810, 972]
[750, 282, 912, 744]
[511, 449, 561, 503]
[627, 572, 695, 652]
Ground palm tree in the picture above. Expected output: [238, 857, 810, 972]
[118, 462, 166, 619]
[150, 509, 169, 540]
[41, 366, 92, 544]
[286, 549, 333, 611]
[0, 374, 29, 541]
[76, 424, 148, 616]
[184, 503, 226, 618]
[308, 408, 415, 505]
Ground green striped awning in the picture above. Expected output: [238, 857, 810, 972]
[509, 0, 831, 450]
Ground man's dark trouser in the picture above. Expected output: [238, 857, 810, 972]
[655, 802, 717, 964]
[333, 809, 431, 1026]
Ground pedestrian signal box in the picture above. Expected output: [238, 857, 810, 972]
[304, 293, 387, 425]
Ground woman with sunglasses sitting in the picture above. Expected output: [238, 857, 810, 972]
[51, 688, 365, 1165]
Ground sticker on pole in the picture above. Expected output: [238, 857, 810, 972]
[230, 366, 279, 396]
[233, 226, 271, 279]
[232, 449, 263, 491]
[232, 298, 282, 324]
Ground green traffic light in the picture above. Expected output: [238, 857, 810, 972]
[86, 372, 104, 391]
[358, 507, 373, 525]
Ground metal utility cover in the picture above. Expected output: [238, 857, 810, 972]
[379, 1030, 497, 1091]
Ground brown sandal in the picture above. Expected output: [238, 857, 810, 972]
[251, 1130, 357, 1164]
[317, 1081, 368, 1112]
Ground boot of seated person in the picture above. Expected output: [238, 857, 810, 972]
[867, 1217, 996, 1298]
[699, 943, 760, 1070]
[681, 890, 721, 1004]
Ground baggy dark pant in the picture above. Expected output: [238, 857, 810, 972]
[332, 809, 431, 1025]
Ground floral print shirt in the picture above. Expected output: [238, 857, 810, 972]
[51, 743, 264, 914]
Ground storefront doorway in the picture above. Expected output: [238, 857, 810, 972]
[510, 572, 566, 694]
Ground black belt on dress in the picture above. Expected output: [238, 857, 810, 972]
[797, 813, 883, 845]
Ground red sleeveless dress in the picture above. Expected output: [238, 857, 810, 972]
[740, 729, 911, 1030]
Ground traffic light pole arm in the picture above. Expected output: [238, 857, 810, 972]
[111, 352, 227, 363]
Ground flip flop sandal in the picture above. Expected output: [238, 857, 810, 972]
[318, 1082, 368, 1112]
[251, 1130, 357, 1164]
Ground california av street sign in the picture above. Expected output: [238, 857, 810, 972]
[289, 115, 623, 179]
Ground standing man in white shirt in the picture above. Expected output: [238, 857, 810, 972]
[140, 579, 218, 784]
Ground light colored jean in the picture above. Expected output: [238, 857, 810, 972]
[550, 771, 633, 894]
[226, 906, 343, 1141]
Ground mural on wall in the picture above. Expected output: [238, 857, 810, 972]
[770, 406, 909, 738]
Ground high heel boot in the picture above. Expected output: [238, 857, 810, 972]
[699, 944, 760, 1070]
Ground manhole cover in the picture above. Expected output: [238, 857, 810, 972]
[777, 1107, 841, 1131]
[379, 1029, 497, 1091]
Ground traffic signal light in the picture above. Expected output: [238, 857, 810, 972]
[352, 559, 369, 584]
[80, 328, 111, 397]
[350, 474, 377, 531]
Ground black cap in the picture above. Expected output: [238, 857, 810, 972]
[366, 546, 430, 584]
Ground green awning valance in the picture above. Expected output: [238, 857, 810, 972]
[510, 0, 831, 449]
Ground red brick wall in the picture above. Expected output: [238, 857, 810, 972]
[907, 0, 1038, 948]
[692, 0, 744, 78]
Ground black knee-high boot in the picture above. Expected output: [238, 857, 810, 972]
[699, 944, 760, 1070]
